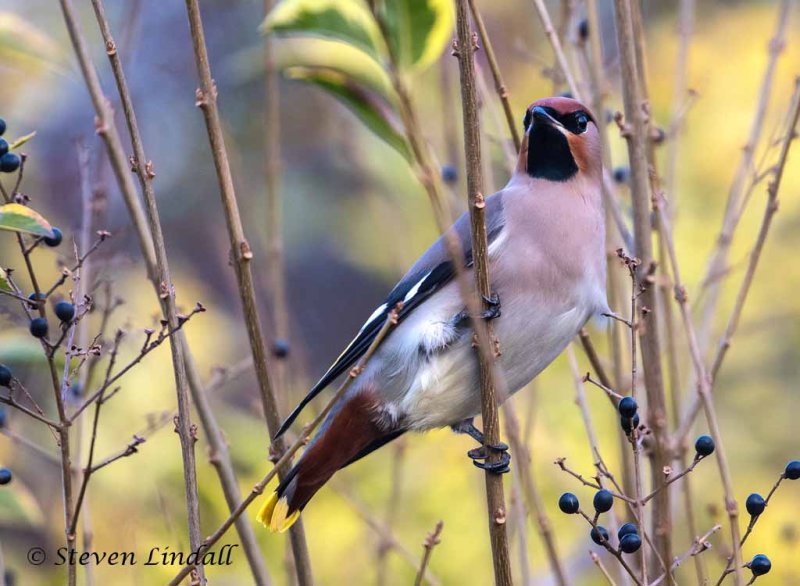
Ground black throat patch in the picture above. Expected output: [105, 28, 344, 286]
[526, 123, 578, 182]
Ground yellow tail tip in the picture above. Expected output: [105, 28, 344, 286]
[257, 492, 300, 533]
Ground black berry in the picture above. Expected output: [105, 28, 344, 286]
[29, 317, 48, 339]
[577, 18, 589, 41]
[0, 138, 8, 157]
[0, 364, 11, 387]
[44, 227, 63, 247]
[54, 301, 75, 323]
[618, 396, 638, 418]
[746, 493, 765, 517]
[694, 435, 715, 457]
[785, 460, 800, 480]
[590, 526, 609, 546]
[28, 292, 46, 305]
[749, 554, 771, 576]
[0, 468, 11, 485]
[441, 164, 458, 185]
[0, 118, 6, 136]
[619, 533, 642, 554]
[618, 522, 638, 539]
[0, 152, 20, 173]
[272, 338, 290, 358]
[593, 489, 614, 513]
[613, 166, 630, 184]
[621, 413, 640, 434]
[558, 492, 579, 514]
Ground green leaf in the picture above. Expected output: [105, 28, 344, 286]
[0, 203, 55, 238]
[9, 131, 36, 150]
[286, 67, 411, 161]
[273, 37, 397, 105]
[263, 0, 385, 62]
[382, 0, 455, 70]
[0, 267, 10, 293]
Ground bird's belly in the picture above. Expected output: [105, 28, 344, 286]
[400, 296, 592, 430]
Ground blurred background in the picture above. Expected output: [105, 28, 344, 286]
[0, 0, 798, 584]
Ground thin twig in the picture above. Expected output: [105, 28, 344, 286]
[650, 525, 721, 586]
[466, 0, 520, 151]
[414, 521, 444, 586]
[376, 440, 407, 585]
[695, 0, 791, 352]
[676, 79, 800, 440]
[611, 0, 673, 576]
[454, 4, 513, 583]
[181, 2, 314, 581]
[87, 0, 209, 577]
[529, 0, 579, 98]
[654, 183, 752, 586]
[590, 551, 618, 586]
[69, 308, 204, 422]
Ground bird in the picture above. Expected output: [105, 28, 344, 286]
[258, 96, 609, 533]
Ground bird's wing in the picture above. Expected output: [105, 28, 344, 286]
[275, 191, 506, 437]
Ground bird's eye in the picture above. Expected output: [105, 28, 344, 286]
[574, 112, 589, 134]
[523, 110, 532, 131]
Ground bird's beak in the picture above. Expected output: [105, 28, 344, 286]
[530, 106, 563, 132]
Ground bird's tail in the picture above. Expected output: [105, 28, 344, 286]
[258, 390, 403, 533]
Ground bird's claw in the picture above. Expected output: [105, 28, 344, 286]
[483, 292, 500, 307]
[468, 442, 511, 474]
[480, 292, 501, 321]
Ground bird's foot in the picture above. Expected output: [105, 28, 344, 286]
[451, 418, 511, 474]
[480, 292, 501, 321]
[453, 292, 502, 327]
[469, 444, 511, 474]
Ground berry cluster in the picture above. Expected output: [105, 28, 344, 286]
[558, 488, 642, 556]
[0, 119, 21, 174]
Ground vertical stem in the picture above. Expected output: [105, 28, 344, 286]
[68, 0, 205, 578]
[181, 2, 314, 583]
[467, 0, 520, 152]
[455, 3, 512, 584]
[610, 0, 671, 578]
[262, 2, 295, 576]
[75, 143, 98, 586]
[582, 0, 636, 510]
[84, 1, 272, 582]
